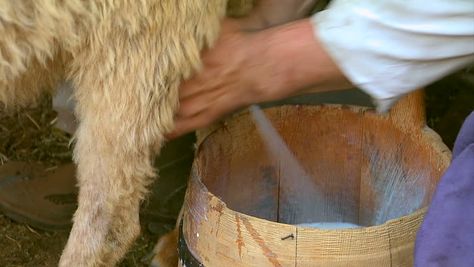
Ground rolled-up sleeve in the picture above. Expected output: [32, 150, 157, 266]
[312, 0, 474, 112]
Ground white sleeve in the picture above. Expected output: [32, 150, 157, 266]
[312, 0, 474, 112]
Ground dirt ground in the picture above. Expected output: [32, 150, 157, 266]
[0, 95, 189, 266]
[0, 214, 158, 267]
[0, 68, 472, 266]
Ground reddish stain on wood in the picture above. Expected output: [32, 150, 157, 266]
[240, 216, 282, 267]
[211, 202, 224, 236]
[235, 214, 245, 258]
[211, 202, 224, 214]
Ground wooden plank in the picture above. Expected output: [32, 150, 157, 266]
[296, 225, 392, 267]
[277, 105, 363, 225]
[199, 109, 280, 222]
[184, 178, 296, 267]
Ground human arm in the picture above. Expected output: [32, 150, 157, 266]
[168, 18, 352, 138]
[169, 0, 474, 138]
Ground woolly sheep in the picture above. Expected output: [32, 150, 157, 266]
[0, 0, 253, 266]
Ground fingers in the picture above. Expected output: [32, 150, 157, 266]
[166, 18, 261, 140]
[168, 110, 215, 139]
[168, 90, 245, 139]
[177, 84, 225, 118]
[178, 71, 221, 100]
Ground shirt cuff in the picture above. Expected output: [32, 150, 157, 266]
[311, 0, 474, 112]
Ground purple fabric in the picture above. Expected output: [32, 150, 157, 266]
[415, 111, 474, 267]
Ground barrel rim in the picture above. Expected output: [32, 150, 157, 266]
[182, 104, 451, 265]
[191, 104, 451, 233]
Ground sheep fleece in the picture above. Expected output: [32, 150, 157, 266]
[0, 0, 252, 266]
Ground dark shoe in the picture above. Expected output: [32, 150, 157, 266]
[0, 161, 77, 231]
[0, 133, 195, 232]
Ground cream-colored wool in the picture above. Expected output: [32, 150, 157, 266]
[0, 1, 254, 266]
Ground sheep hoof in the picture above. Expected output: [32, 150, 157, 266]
[148, 229, 179, 267]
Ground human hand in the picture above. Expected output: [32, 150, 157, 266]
[167, 19, 271, 139]
[168, 18, 350, 139]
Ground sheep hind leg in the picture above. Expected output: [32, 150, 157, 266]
[150, 207, 184, 267]
[58, 0, 227, 264]
[58, 118, 158, 266]
[150, 229, 179, 267]
[58, 79, 167, 266]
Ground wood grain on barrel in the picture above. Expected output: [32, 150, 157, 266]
[184, 91, 451, 267]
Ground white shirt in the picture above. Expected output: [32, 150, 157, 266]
[313, 0, 474, 112]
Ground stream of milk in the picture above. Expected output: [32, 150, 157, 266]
[248, 105, 359, 229]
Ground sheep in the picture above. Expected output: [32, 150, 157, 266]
[0, 0, 253, 266]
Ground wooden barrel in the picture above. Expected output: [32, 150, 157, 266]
[180, 92, 451, 267]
